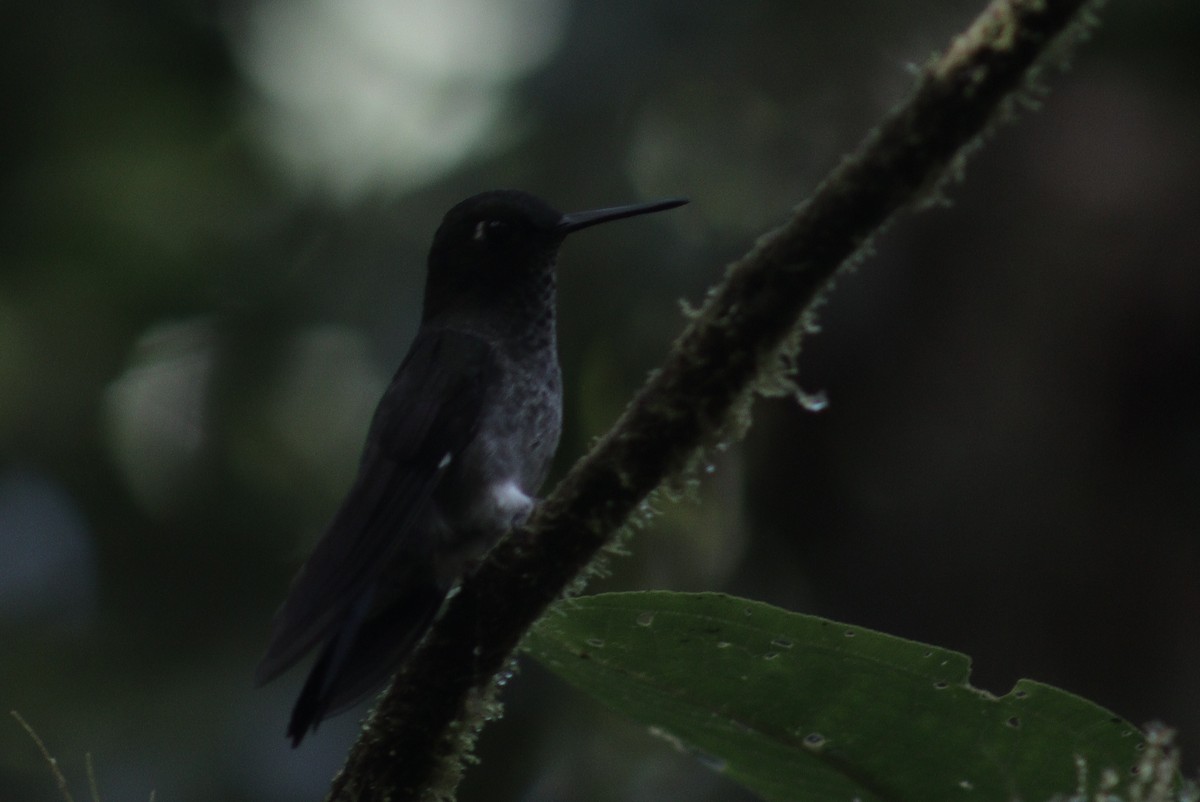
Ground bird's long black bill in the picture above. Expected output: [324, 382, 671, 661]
[558, 197, 688, 234]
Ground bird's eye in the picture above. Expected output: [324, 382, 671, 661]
[473, 219, 512, 243]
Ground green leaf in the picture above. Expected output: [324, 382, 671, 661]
[524, 591, 1146, 802]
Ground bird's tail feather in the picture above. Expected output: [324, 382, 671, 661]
[287, 580, 446, 747]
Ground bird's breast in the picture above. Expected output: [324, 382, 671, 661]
[430, 352, 561, 561]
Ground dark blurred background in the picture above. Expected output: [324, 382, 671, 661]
[2, 1, 1197, 799]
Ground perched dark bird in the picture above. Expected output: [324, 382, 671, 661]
[256, 189, 687, 745]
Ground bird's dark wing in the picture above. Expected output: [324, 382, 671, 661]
[255, 327, 499, 685]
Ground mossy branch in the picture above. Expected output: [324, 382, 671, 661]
[325, 1, 1103, 799]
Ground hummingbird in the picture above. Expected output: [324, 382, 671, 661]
[256, 189, 687, 745]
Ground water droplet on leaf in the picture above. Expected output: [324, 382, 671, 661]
[795, 387, 829, 412]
